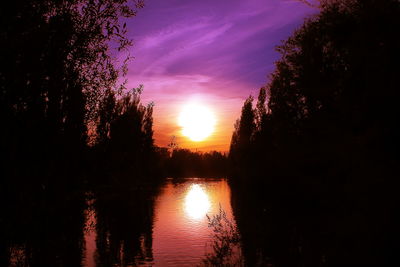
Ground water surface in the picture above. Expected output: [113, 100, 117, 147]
[84, 178, 237, 266]
[152, 178, 235, 266]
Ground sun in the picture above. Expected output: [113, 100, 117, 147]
[178, 103, 216, 142]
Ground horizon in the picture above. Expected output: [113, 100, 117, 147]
[124, 0, 317, 152]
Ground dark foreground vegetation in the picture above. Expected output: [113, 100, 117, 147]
[0, 1, 226, 266]
[0, 0, 159, 266]
[229, 0, 399, 266]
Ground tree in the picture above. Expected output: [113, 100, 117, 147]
[255, 87, 268, 133]
[229, 96, 256, 178]
[229, 0, 400, 265]
[0, 0, 143, 180]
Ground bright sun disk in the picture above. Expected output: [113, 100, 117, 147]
[178, 103, 216, 142]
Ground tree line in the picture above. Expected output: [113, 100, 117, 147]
[229, 0, 399, 265]
[159, 148, 228, 178]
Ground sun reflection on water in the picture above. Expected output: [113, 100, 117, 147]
[184, 184, 210, 219]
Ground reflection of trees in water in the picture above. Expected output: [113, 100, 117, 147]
[94, 186, 158, 266]
[0, 180, 160, 267]
[0, 186, 87, 267]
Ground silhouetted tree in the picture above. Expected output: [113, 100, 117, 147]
[255, 87, 268, 132]
[165, 148, 228, 178]
[0, 0, 144, 183]
[96, 88, 117, 146]
[92, 85, 160, 186]
[230, 0, 400, 266]
[229, 96, 256, 178]
[0, 1, 148, 266]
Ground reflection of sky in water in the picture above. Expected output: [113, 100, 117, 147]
[152, 178, 236, 266]
[81, 178, 237, 266]
[184, 184, 210, 219]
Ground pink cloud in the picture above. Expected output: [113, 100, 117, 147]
[122, 0, 317, 151]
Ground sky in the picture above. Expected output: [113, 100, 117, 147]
[124, 0, 316, 152]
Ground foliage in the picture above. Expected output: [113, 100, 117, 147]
[92, 85, 160, 185]
[229, 0, 400, 265]
[202, 207, 243, 267]
[0, 0, 143, 179]
[230, 0, 400, 183]
[229, 96, 256, 178]
[164, 148, 228, 178]
[0, 2, 160, 264]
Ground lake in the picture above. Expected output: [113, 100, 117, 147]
[83, 178, 239, 266]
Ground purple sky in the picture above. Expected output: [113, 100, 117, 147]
[124, 0, 316, 151]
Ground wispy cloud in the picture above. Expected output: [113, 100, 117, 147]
[124, 0, 316, 151]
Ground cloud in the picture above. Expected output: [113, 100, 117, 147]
[123, 0, 316, 151]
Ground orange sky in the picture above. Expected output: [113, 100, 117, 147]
[125, 0, 315, 152]
[143, 92, 244, 152]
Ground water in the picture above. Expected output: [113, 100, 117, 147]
[152, 178, 235, 266]
[83, 178, 238, 267]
